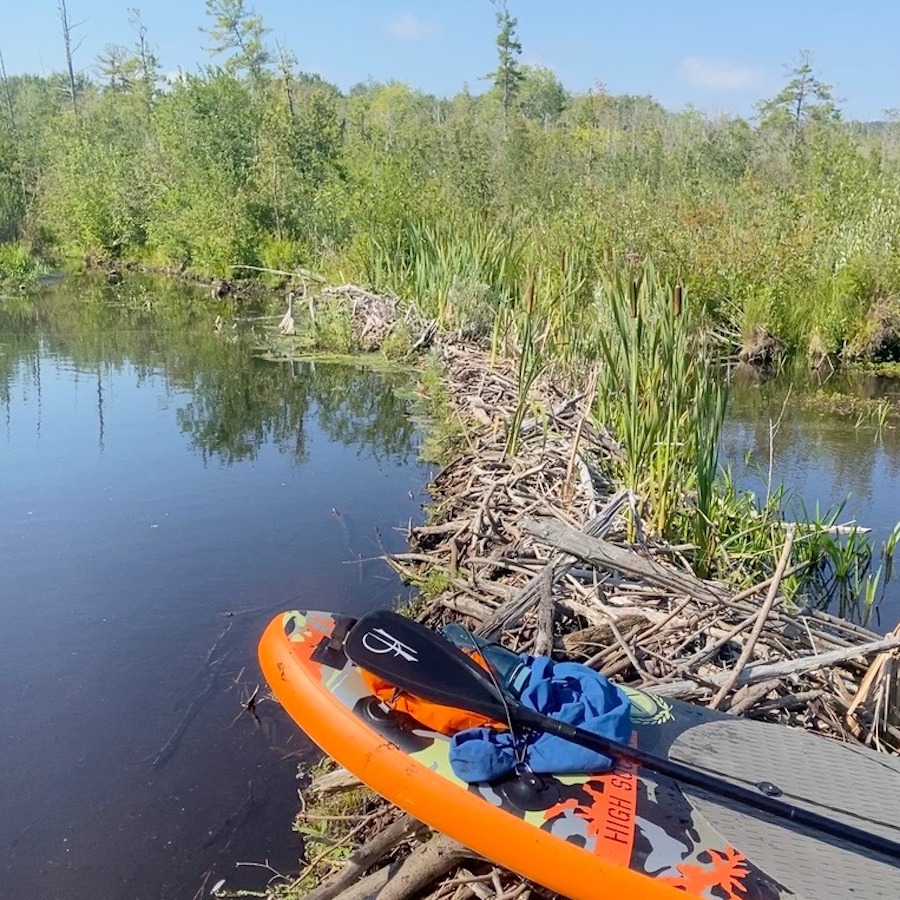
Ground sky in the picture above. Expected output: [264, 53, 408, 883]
[1, 0, 899, 121]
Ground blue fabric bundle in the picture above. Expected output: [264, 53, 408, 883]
[448, 654, 632, 783]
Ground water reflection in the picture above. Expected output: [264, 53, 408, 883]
[722, 372, 900, 629]
[1, 278, 419, 465]
[0, 277, 430, 900]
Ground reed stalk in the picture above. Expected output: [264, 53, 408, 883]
[590, 265, 726, 575]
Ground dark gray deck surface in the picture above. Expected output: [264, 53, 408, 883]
[670, 719, 900, 899]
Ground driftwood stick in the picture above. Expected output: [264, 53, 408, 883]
[303, 815, 422, 900]
[331, 834, 476, 900]
[523, 516, 721, 604]
[728, 679, 782, 716]
[532, 566, 554, 657]
[600, 610, 652, 681]
[374, 834, 477, 900]
[652, 634, 900, 698]
[310, 767, 363, 796]
[844, 621, 900, 735]
[754, 689, 825, 714]
[709, 528, 795, 710]
[480, 490, 630, 636]
[676, 608, 768, 672]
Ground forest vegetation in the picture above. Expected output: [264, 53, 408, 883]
[2, 1, 900, 368]
[3, 1, 899, 607]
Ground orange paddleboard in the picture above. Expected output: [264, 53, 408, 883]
[259, 610, 900, 900]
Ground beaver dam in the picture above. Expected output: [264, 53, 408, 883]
[252, 286, 900, 900]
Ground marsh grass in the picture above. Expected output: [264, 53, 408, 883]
[504, 277, 545, 457]
[361, 217, 525, 335]
[588, 267, 726, 575]
[0, 242, 48, 285]
[854, 397, 893, 438]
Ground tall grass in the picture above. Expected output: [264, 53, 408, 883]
[590, 266, 726, 575]
[359, 217, 526, 333]
[0, 243, 48, 285]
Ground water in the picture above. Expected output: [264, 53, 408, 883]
[0, 279, 431, 899]
[721, 369, 900, 630]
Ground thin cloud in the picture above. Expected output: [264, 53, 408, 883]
[387, 13, 438, 41]
[678, 57, 762, 91]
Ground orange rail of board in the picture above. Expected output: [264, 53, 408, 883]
[258, 614, 696, 900]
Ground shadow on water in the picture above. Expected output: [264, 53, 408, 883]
[721, 366, 900, 631]
[0, 277, 432, 899]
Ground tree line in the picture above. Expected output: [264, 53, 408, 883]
[3, 0, 900, 362]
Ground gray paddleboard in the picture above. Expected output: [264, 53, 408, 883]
[669, 717, 900, 899]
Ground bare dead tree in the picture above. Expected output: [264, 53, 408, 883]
[57, 0, 84, 114]
[0, 46, 15, 132]
[129, 7, 159, 123]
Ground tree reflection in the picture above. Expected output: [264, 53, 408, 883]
[0, 276, 421, 464]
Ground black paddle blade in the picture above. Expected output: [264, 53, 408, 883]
[345, 610, 508, 721]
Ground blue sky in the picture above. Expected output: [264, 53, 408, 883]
[1, 1, 898, 121]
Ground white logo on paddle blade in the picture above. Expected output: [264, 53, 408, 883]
[361, 628, 418, 662]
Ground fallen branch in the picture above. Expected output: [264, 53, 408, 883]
[523, 516, 721, 604]
[652, 634, 900, 698]
[709, 528, 795, 710]
[303, 815, 423, 900]
[329, 834, 476, 900]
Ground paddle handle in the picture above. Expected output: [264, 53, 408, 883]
[514, 703, 900, 865]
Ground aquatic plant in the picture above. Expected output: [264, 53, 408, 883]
[590, 267, 726, 576]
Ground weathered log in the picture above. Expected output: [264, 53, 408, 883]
[302, 815, 422, 900]
[329, 834, 476, 900]
[523, 516, 721, 604]
[309, 766, 363, 796]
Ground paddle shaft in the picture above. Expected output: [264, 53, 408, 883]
[513, 701, 900, 863]
[344, 610, 900, 864]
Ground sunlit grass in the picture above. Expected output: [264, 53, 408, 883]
[0, 243, 48, 285]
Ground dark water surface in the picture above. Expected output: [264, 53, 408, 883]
[721, 371, 900, 630]
[0, 279, 431, 899]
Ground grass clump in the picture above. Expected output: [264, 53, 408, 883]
[0, 243, 48, 286]
[404, 355, 473, 465]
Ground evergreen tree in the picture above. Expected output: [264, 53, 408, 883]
[757, 51, 840, 150]
[200, 0, 270, 83]
[96, 44, 140, 92]
[487, 0, 523, 118]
